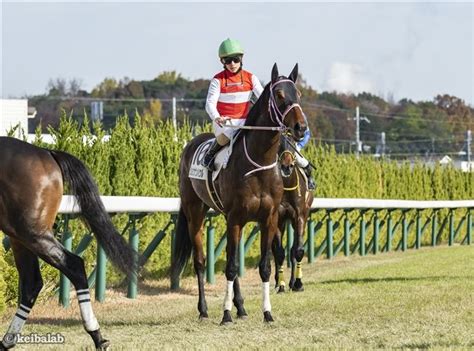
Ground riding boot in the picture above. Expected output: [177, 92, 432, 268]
[303, 164, 316, 190]
[202, 139, 224, 171]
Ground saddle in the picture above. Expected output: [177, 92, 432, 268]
[188, 138, 236, 212]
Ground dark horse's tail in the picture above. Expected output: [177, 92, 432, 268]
[170, 207, 192, 290]
[50, 150, 136, 278]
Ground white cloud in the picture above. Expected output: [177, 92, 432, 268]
[324, 62, 376, 95]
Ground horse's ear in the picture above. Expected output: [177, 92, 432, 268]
[289, 63, 298, 83]
[271, 63, 279, 84]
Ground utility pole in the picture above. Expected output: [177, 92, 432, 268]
[467, 130, 472, 170]
[172, 97, 177, 129]
[380, 132, 386, 157]
[349, 106, 370, 159]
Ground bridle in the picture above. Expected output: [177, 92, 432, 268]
[278, 139, 301, 194]
[242, 78, 303, 177]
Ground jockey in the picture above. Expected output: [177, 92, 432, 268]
[202, 38, 264, 170]
[295, 128, 316, 190]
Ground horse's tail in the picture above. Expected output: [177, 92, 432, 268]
[170, 206, 192, 290]
[50, 150, 136, 278]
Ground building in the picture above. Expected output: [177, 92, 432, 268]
[0, 99, 36, 137]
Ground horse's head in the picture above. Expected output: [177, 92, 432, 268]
[269, 63, 308, 141]
[278, 135, 296, 178]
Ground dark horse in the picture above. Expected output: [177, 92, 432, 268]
[0, 137, 136, 350]
[171, 63, 308, 324]
[273, 135, 314, 293]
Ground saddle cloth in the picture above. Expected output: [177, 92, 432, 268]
[189, 138, 233, 182]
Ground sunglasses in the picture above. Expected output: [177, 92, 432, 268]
[223, 56, 242, 64]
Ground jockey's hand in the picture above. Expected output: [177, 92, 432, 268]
[215, 116, 231, 127]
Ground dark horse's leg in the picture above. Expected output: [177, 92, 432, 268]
[220, 221, 242, 325]
[26, 232, 109, 349]
[259, 212, 279, 323]
[232, 278, 247, 319]
[1, 240, 43, 350]
[272, 221, 286, 293]
[289, 216, 305, 292]
[186, 203, 209, 320]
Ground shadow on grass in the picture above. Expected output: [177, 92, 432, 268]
[318, 275, 463, 285]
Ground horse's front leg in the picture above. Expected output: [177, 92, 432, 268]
[220, 222, 242, 325]
[259, 212, 279, 323]
[272, 222, 286, 293]
[290, 215, 305, 292]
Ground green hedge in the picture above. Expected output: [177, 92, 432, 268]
[0, 113, 472, 306]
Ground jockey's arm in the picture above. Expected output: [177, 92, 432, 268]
[297, 128, 311, 149]
[251, 75, 264, 99]
[205, 78, 221, 121]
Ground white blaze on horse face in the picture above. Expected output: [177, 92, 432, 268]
[262, 282, 271, 312]
[223, 280, 234, 311]
[76, 289, 100, 332]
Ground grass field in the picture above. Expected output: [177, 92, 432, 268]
[1, 245, 473, 350]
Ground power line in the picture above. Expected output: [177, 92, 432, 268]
[301, 102, 473, 126]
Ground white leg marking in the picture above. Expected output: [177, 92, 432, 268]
[2, 305, 31, 348]
[223, 280, 234, 311]
[262, 282, 271, 312]
[76, 290, 100, 332]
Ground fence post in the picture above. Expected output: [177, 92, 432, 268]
[326, 212, 333, 259]
[386, 211, 393, 252]
[344, 212, 351, 256]
[59, 215, 72, 307]
[286, 220, 294, 267]
[238, 227, 245, 277]
[467, 210, 472, 245]
[95, 244, 106, 302]
[206, 219, 215, 284]
[431, 211, 438, 246]
[373, 211, 379, 255]
[307, 219, 315, 263]
[170, 215, 179, 290]
[127, 215, 139, 299]
[415, 210, 422, 249]
[448, 209, 454, 246]
[359, 211, 366, 256]
[402, 211, 408, 251]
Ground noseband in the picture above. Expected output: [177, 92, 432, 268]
[242, 78, 303, 177]
[268, 79, 303, 128]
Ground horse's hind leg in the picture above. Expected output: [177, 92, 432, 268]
[183, 199, 209, 320]
[1, 239, 43, 350]
[26, 231, 109, 350]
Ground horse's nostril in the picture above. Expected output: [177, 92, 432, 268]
[295, 123, 301, 131]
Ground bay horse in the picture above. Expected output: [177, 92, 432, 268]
[171, 63, 308, 324]
[273, 135, 314, 293]
[0, 137, 136, 350]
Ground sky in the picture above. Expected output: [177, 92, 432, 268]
[1, 1, 473, 105]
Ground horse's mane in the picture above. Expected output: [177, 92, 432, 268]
[244, 82, 271, 127]
[244, 75, 289, 128]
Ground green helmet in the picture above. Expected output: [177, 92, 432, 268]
[218, 38, 244, 58]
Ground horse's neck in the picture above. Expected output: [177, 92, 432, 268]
[283, 168, 299, 189]
[244, 128, 280, 167]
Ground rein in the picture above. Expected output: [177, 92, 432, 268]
[279, 150, 301, 195]
[237, 78, 303, 177]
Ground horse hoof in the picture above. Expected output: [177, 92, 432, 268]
[220, 310, 233, 326]
[263, 311, 274, 323]
[237, 308, 248, 319]
[237, 312, 248, 320]
[277, 285, 285, 294]
[292, 279, 304, 292]
[97, 339, 110, 351]
[199, 313, 209, 321]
